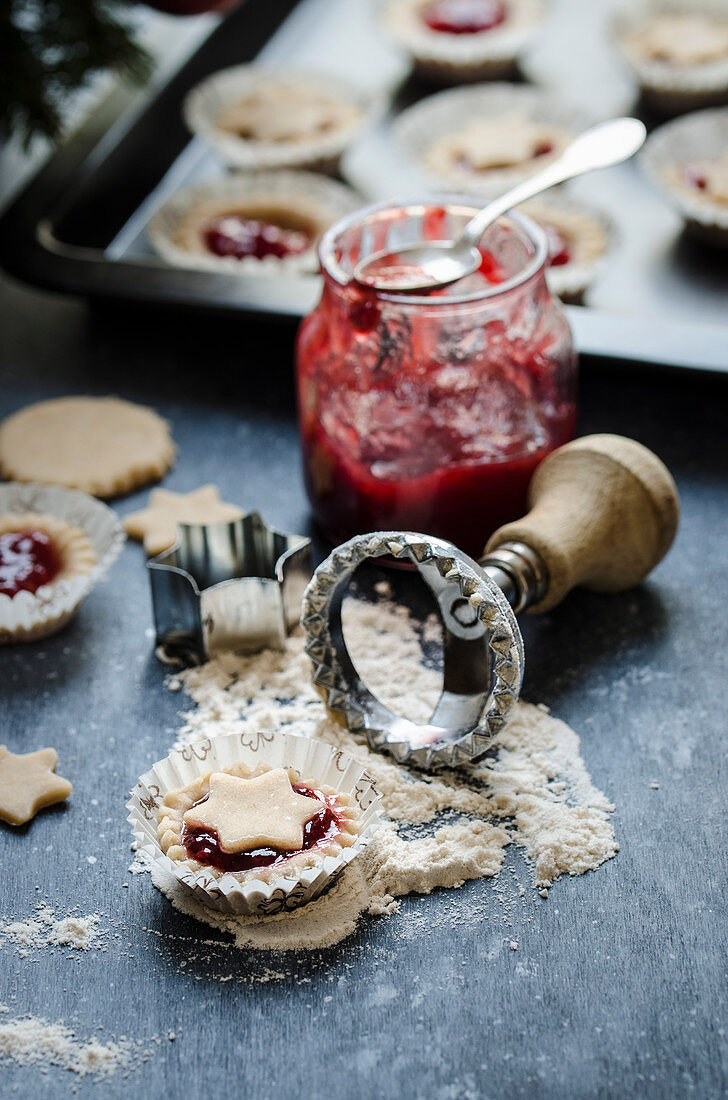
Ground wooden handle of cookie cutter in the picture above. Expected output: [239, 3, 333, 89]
[480, 434, 680, 614]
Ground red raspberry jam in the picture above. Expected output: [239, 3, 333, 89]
[203, 215, 311, 261]
[0, 530, 62, 598]
[543, 225, 571, 267]
[423, 0, 506, 34]
[684, 165, 707, 191]
[181, 784, 344, 873]
[478, 248, 506, 282]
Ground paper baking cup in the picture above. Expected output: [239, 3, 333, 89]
[183, 65, 382, 172]
[614, 0, 728, 114]
[379, 0, 545, 83]
[641, 107, 728, 244]
[147, 170, 361, 276]
[0, 483, 125, 644]
[128, 731, 385, 916]
[394, 83, 590, 196]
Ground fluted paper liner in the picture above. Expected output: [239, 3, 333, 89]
[127, 730, 384, 916]
[0, 483, 125, 643]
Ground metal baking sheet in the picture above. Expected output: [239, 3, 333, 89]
[0, 0, 727, 372]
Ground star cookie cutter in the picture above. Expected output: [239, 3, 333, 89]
[301, 531, 524, 770]
[148, 512, 311, 666]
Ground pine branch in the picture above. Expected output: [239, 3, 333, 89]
[0, 0, 153, 148]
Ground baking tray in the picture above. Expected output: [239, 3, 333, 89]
[1, 0, 727, 372]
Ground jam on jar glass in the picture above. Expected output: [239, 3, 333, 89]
[296, 198, 577, 559]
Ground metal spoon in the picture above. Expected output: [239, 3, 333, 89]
[354, 116, 646, 294]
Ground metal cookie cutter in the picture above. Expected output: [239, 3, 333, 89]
[301, 436, 680, 769]
[149, 512, 311, 666]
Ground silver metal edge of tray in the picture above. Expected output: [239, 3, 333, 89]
[0, 1, 726, 375]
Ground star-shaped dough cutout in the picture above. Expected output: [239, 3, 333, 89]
[183, 769, 324, 854]
[0, 745, 72, 827]
[123, 485, 244, 556]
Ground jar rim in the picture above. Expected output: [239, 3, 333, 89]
[317, 195, 549, 305]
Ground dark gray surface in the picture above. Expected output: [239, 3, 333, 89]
[1, 273, 727, 1100]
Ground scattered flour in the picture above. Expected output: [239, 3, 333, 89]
[153, 593, 618, 950]
[1, 906, 105, 954]
[0, 1004, 132, 1078]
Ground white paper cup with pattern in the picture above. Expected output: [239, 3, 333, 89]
[0, 482, 125, 644]
[128, 730, 384, 916]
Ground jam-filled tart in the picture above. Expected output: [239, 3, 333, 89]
[0, 484, 124, 645]
[381, 0, 544, 82]
[642, 107, 728, 246]
[158, 761, 360, 884]
[617, 6, 728, 114]
[148, 170, 360, 275]
[184, 66, 373, 173]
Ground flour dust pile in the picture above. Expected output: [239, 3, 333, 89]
[0, 905, 105, 955]
[151, 592, 618, 949]
[0, 1004, 132, 1079]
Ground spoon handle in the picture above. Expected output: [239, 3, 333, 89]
[460, 117, 646, 251]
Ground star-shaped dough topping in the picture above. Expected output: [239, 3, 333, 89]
[0, 745, 72, 827]
[123, 485, 243, 556]
[183, 769, 324, 854]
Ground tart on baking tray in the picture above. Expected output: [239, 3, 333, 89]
[617, 7, 728, 113]
[148, 171, 360, 274]
[382, 0, 544, 82]
[184, 67, 372, 172]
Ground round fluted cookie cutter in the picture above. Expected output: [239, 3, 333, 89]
[301, 531, 524, 770]
[301, 436, 682, 770]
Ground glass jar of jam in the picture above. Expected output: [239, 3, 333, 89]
[296, 198, 577, 559]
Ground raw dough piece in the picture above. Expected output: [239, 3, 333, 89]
[123, 485, 244, 556]
[0, 746, 72, 826]
[0, 397, 175, 498]
[183, 769, 324, 853]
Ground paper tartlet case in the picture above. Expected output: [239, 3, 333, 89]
[0, 482, 125, 643]
[128, 730, 384, 916]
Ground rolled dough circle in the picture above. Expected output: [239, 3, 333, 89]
[0, 396, 176, 498]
